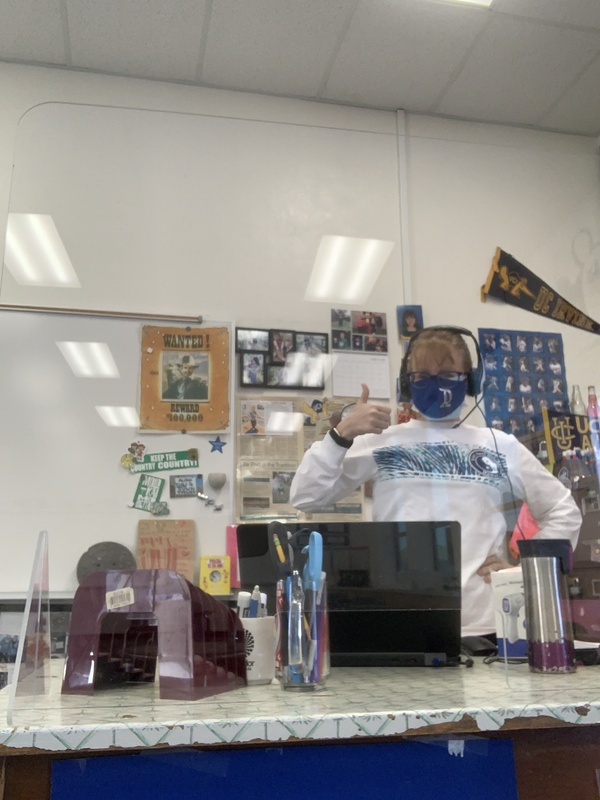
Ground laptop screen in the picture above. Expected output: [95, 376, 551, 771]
[236, 520, 461, 666]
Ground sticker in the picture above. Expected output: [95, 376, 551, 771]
[106, 587, 134, 610]
[121, 448, 199, 474]
[132, 474, 165, 511]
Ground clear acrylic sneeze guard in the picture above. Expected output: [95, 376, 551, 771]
[7, 530, 52, 725]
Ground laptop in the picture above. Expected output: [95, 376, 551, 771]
[236, 520, 461, 667]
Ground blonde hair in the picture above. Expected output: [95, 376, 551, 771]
[407, 328, 473, 372]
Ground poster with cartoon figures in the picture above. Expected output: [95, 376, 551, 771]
[478, 328, 568, 437]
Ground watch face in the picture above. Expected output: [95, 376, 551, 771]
[340, 403, 356, 421]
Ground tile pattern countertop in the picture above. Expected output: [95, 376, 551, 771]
[1, 659, 600, 754]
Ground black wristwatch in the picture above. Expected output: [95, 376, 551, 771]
[329, 426, 353, 449]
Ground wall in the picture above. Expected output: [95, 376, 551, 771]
[0, 63, 599, 594]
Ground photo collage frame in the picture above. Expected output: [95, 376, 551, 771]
[331, 308, 388, 352]
[478, 327, 568, 438]
[235, 327, 328, 390]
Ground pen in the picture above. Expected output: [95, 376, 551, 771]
[302, 532, 323, 682]
[248, 584, 261, 618]
[275, 578, 288, 675]
[287, 570, 304, 683]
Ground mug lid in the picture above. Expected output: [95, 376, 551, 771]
[517, 538, 573, 574]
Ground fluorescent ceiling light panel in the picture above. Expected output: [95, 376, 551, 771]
[305, 235, 395, 305]
[57, 342, 120, 378]
[4, 213, 80, 288]
[96, 406, 140, 427]
[431, 0, 493, 6]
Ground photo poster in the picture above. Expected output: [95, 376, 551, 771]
[396, 304, 424, 342]
[330, 308, 388, 353]
[236, 395, 363, 521]
[139, 325, 230, 432]
[478, 328, 568, 438]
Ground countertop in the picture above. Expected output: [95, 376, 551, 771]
[1, 658, 600, 755]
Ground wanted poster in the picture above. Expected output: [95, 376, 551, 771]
[140, 325, 230, 432]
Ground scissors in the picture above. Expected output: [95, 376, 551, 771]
[268, 520, 294, 578]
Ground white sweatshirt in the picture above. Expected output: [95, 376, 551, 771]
[290, 418, 581, 636]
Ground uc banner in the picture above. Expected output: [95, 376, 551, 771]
[541, 407, 600, 466]
[482, 248, 600, 335]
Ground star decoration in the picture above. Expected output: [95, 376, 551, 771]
[209, 436, 227, 453]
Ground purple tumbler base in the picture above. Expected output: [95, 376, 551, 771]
[528, 638, 576, 673]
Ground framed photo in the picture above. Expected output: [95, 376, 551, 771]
[239, 352, 266, 387]
[269, 329, 295, 364]
[294, 352, 325, 389]
[396, 305, 423, 339]
[265, 353, 325, 390]
[295, 331, 328, 355]
[266, 364, 288, 387]
[235, 327, 269, 353]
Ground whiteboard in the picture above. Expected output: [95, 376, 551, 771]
[0, 310, 234, 595]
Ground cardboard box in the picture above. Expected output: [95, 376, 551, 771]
[491, 567, 527, 657]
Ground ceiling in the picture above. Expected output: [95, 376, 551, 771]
[2, 0, 600, 138]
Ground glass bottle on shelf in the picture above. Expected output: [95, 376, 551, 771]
[588, 385, 599, 419]
[570, 384, 585, 416]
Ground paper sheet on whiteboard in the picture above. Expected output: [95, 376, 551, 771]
[332, 353, 391, 399]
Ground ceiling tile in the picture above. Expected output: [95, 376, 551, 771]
[202, 0, 357, 96]
[539, 57, 600, 135]
[66, 0, 208, 81]
[436, 14, 600, 126]
[493, 0, 600, 30]
[0, 0, 66, 64]
[323, 0, 490, 111]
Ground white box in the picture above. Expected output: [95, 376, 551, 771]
[491, 567, 527, 657]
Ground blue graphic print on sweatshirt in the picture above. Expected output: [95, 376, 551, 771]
[373, 442, 507, 487]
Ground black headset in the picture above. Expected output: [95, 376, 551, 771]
[398, 325, 485, 403]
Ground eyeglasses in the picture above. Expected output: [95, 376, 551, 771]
[407, 370, 467, 388]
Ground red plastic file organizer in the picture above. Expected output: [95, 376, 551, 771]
[61, 569, 246, 700]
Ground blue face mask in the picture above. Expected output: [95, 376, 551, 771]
[409, 372, 467, 419]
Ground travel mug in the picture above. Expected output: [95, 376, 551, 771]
[517, 539, 576, 673]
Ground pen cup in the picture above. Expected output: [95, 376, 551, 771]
[275, 575, 329, 690]
[240, 616, 277, 685]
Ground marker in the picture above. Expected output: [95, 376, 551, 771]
[236, 591, 251, 618]
[248, 584, 261, 618]
[268, 521, 293, 578]
[273, 533, 286, 563]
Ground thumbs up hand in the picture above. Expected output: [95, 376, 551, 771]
[336, 383, 392, 441]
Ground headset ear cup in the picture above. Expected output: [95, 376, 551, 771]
[467, 371, 475, 397]
[398, 342, 412, 402]
[399, 377, 410, 402]
[399, 364, 411, 402]
[468, 365, 483, 397]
